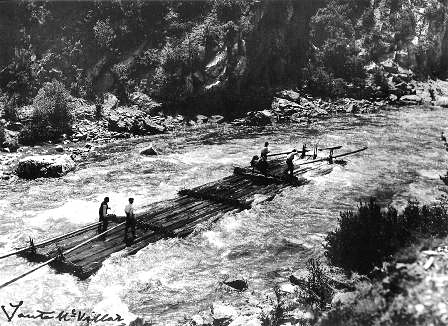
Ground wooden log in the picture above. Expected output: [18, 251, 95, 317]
[159, 201, 225, 230]
[157, 200, 215, 228]
[3, 223, 100, 260]
[179, 189, 251, 209]
[164, 203, 229, 233]
[186, 175, 240, 193]
[143, 199, 207, 226]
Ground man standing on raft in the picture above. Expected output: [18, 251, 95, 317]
[285, 149, 298, 176]
[124, 198, 136, 244]
[98, 197, 110, 240]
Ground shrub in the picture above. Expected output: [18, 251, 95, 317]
[302, 259, 334, 310]
[93, 19, 116, 50]
[325, 198, 448, 274]
[19, 80, 72, 144]
[3, 99, 20, 122]
[0, 120, 5, 146]
[305, 66, 334, 98]
[372, 67, 389, 91]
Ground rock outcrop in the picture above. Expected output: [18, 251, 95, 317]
[187, 290, 278, 326]
[107, 106, 166, 135]
[129, 92, 162, 114]
[16, 155, 76, 179]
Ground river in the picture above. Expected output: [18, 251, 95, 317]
[0, 105, 447, 325]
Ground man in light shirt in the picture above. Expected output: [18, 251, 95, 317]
[124, 198, 136, 244]
[260, 142, 270, 161]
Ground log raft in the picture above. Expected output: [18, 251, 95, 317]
[15, 147, 366, 279]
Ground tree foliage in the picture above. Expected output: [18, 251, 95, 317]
[19, 80, 72, 144]
[325, 199, 448, 274]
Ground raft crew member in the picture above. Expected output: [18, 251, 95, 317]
[285, 149, 298, 176]
[124, 198, 136, 244]
[313, 144, 318, 160]
[300, 144, 307, 159]
[258, 142, 270, 176]
[429, 88, 436, 102]
[328, 149, 334, 164]
[260, 142, 270, 161]
[250, 155, 260, 173]
[98, 197, 110, 240]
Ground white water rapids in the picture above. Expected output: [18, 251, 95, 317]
[0, 105, 447, 325]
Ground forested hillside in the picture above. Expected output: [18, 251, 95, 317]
[1, 0, 447, 114]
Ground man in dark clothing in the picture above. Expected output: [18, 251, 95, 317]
[98, 197, 110, 240]
[285, 149, 298, 176]
[124, 198, 136, 244]
[258, 142, 270, 176]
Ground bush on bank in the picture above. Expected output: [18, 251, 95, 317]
[325, 198, 448, 274]
[19, 80, 72, 144]
[0, 120, 5, 146]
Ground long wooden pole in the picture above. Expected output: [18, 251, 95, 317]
[0, 222, 126, 289]
[296, 147, 368, 167]
[0, 222, 101, 260]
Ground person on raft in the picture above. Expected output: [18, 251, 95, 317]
[124, 198, 136, 244]
[260, 141, 270, 161]
[258, 142, 270, 176]
[98, 197, 110, 240]
[285, 149, 298, 176]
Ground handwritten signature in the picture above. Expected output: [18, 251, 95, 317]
[1, 301, 124, 323]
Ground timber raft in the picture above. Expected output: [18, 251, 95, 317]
[5, 146, 367, 282]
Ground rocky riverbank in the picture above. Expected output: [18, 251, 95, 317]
[2, 77, 448, 181]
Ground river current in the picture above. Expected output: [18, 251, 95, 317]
[0, 105, 447, 325]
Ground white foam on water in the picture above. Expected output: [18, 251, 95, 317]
[93, 285, 137, 323]
[418, 169, 443, 180]
[26, 199, 98, 227]
[202, 231, 226, 249]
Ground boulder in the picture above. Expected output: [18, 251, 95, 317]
[435, 96, 448, 107]
[272, 98, 301, 112]
[140, 146, 158, 156]
[129, 92, 162, 114]
[345, 102, 359, 113]
[55, 145, 64, 153]
[243, 110, 274, 126]
[17, 155, 76, 179]
[380, 58, 399, 74]
[313, 106, 329, 116]
[2, 129, 19, 152]
[211, 303, 238, 325]
[331, 291, 357, 306]
[6, 121, 23, 132]
[102, 93, 118, 116]
[223, 279, 248, 291]
[196, 114, 209, 124]
[399, 94, 422, 105]
[290, 112, 306, 123]
[209, 115, 225, 124]
[277, 90, 301, 102]
[389, 94, 398, 102]
[108, 106, 166, 135]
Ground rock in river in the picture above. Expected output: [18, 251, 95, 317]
[399, 94, 422, 105]
[140, 146, 158, 156]
[16, 155, 76, 179]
